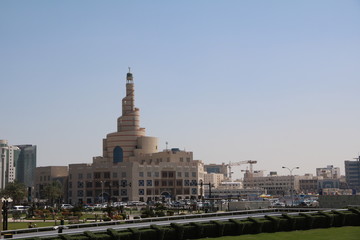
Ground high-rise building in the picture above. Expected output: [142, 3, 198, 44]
[68, 71, 205, 204]
[0, 140, 21, 189]
[16, 144, 37, 187]
[345, 157, 360, 192]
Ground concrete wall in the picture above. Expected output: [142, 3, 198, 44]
[319, 195, 360, 208]
[228, 201, 270, 211]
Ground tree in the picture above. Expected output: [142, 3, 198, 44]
[43, 180, 63, 205]
[0, 181, 26, 204]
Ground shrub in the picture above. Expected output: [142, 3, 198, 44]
[281, 214, 296, 231]
[264, 215, 280, 232]
[190, 222, 204, 238]
[247, 217, 263, 233]
[222, 220, 237, 236]
[128, 228, 141, 240]
[150, 225, 166, 240]
[332, 210, 346, 226]
[170, 223, 184, 240]
[229, 219, 246, 235]
[107, 228, 121, 240]
[317, 212, 334, 227]
[211, 220, 226, 237]
[241, 220, 256, 234]
[138, 228, 157, 240]
[181, 224, 197, 240]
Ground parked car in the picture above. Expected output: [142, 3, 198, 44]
[60, 204, 74, 209]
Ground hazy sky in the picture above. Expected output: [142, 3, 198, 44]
[1, 1, 360, 179]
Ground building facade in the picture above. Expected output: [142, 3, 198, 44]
[345, 158, 360, 192]
[16, 144, 37, 187]
[316, 165, 340, 179]
[243, 174, 301, 196]
[0, 140, 21, 189]
[204, 163, 229, 179]
[68, 71, 205, 204]
[34, 166, 68, 202]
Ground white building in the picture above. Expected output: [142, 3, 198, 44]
[316, 165, 340, 179]
[0, 140, 20, 189]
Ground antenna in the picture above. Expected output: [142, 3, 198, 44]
[166, 142, 168, 151]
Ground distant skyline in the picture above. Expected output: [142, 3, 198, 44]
[1, 1, 360, 179]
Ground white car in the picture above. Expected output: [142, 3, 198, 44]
[61, 204, 74, 209]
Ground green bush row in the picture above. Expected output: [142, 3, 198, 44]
[22, 208, 360, 240]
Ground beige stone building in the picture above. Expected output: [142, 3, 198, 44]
[34, 166, 68, 201]
[68, 71, 205, 204]
[204, 173, 224, 188]
[243, 174, 301, 196]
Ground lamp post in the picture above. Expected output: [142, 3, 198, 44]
[282, 166, 299, 206]
[100, 181, 105, 204]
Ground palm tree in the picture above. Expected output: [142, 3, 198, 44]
[44, 180, 63, 206]
[0, 181, 26, 204]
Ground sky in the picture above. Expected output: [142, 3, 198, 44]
[1, 0, 360, 179]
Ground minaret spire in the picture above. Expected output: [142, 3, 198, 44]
[117, 70, 139, 132]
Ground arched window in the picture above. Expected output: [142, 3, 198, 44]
[113, 146, 123, 163]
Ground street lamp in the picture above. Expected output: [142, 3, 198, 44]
[282, 166, 299, 206]
[100, 181, 105, 204]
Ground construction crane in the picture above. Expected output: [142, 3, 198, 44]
[228, 160, 257, 180]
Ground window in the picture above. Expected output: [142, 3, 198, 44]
[121, 180, 127, 187]
[147, 172, 152, 177]
[121, 172, 126, 178]
[146, 180, 152, 186]
[113, 190, 119, 196]
[121, 189, 127, 196]
[155, 172, 159, 177]
[113, 172, 117, 178]
[78, 173, 83, 179]
[185, 172, 189, 178]
[86, 190, 92, 197]
[139, 189, 144, 195]
[95, 182, 101, 188]
[176, 180, 182, 186]
[162, 172, 168, 178]
[169, 172, 174, 178]
[139, 180, 144, 186]
[87, 173, 92, 179]
[162, 180, 167, 186]
[180, 158, 183, 162]
[77, 190, 84, 197]
[94, 172, 101, 179]
[146, 189, 152, 195]
[86, 182, 92, 188]
[155, 180, 160, 186]
[192, 172, 196, 177]
[168, 180, 174, 186]
[186, 158, 190, 162]
[77, 182, 84, 188]
[139, 172, 144, 177]
[177, 172, 182, 177]
[184, 180, 190, 186]
[104, 172, 110, 179]
[190, 180, 197, 186]
[113, 146, 123, 163]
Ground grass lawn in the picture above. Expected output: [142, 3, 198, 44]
[198, 226, 360, 240]
[7, 222, 58, 230]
